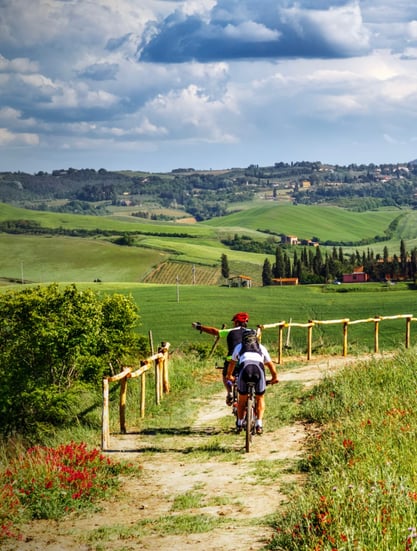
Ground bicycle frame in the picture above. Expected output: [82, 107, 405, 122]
[245, 382, 257, 452]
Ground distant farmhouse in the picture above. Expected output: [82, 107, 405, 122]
[281, 235, 319, 247]
[281, 235, 299, 246]
[228, 275, 253, 288]
[342, 267, 369, 283]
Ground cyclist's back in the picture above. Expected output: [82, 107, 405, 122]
[227, 329, 279, 434]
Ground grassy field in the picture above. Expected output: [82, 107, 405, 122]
[40, 281, 414, 359]
[0, 203, 213, 236]
[1, 234, 170, 283]
[203, 203, 406, 242]
[269, 348, 417, 550]
[3, 201, 417, 287]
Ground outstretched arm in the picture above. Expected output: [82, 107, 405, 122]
[191, 322, 220, 337]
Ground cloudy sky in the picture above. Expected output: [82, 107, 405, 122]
[2, 0, 417, 173]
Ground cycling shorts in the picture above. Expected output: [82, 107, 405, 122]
[237, 362, 266, 395]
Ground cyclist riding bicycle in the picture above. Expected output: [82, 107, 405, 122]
[192, 312, 249, 405]
[226, 329, 279, 435]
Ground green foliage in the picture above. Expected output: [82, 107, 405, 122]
[221, 253, 230, 279]
[0, 284, 143, 438]
[262, 257, 273, 285]
[269, 348, 417, 550]
[0, 441, 139, 540]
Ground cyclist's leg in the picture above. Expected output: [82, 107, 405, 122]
[236, 367, 248, 427]
[223, 359, 234, 405]
[254, 364, 266, 433]
[255, 394, 265, 421]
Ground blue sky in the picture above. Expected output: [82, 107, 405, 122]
[2, 0, 417, 173]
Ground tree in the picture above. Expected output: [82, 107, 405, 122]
[262, 258, 273, 286]
[0, 284, 144, 439]
[221, 253, 230, 279]
[400, 239, 407, 277]
[273, 247, 284, 278]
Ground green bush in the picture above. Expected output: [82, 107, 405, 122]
[0, 284, 144, 439]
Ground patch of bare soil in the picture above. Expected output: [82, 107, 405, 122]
[5, 354, 387, 551]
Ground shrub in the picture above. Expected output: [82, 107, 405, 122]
[0, 284, 143, 438]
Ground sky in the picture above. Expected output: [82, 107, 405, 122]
[2, 1, 417, 174]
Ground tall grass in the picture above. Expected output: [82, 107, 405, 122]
[0, 353, 218, 542]
[269, 347, 417, 551]
[0, 441, 139, 541]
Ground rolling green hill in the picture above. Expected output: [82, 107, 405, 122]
[1, 201, 416, 285]
[203, 203, 405, 243]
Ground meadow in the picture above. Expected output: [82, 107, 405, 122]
[2, 198, 417, 359]
[3, 199, 417, 549]
[3, 280, 414, 359]
[269, 348, 417, 551]
[3, 202, 417, 287]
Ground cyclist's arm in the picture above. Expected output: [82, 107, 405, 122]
[191, 323, 232, 338]
[226, 359, 237, 380]
[265, 360, 279, 384]
[191, 322, 219, 336]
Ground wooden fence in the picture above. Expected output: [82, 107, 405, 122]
[260, 314, 417, 365]
[101, 342, 170, 450]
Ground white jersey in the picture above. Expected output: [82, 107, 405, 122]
[231, 342, 272, 364]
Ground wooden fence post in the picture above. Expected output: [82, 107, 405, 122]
[102, 378, 110, 451]
[374, 317, 380, 353]
[307, 321, 313, 360]
[160, 342, 170, 393]
[140, 361, 147, 418]
[119, 377, 127, 434]
[343, 320, 348, 357]
[278, 324, 284, 365]
[155, 355, 161, 405]
[149, 329, 154, 355]
[406, 316, 411, 348]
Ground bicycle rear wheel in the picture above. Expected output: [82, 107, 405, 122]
[245, 393, 254, 452]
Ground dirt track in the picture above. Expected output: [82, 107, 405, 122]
[4, 355, 381, 551]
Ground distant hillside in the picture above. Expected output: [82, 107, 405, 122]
[204, 203, 406, 244]
[1, 200, 417, 286]
[2, 161, 417, 224]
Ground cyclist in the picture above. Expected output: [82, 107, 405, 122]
[192, 312, 249, 405]
[226, 329, 279, 435]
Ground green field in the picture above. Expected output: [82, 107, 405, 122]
[53, 281, 416, 357]
[203, 203, 405, 242]
[2, 201, 417, 287]
[0, 203, 417, 285]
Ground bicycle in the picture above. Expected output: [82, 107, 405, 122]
[242, 380, 272, 453]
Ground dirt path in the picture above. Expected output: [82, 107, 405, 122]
[5, 355, 381, 551]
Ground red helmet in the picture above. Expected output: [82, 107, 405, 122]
[232, 312, 249, 324]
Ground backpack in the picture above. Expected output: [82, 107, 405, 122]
[240, 329, 262, 356]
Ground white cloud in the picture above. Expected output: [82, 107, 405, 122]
[280, 2, 370, 55]
[223, 21, 280, 42]
[2, 0, 417, 172]
[0, 127, 39, 146]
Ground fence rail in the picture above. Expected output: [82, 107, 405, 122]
[101, 342, 170, 450]
[259, 314, 416, 364]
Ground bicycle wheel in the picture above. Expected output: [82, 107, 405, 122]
[245, 390, 254, 452]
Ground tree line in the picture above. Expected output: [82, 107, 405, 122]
[221, 239, 417, 286]
[260, 239, 417, 285]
